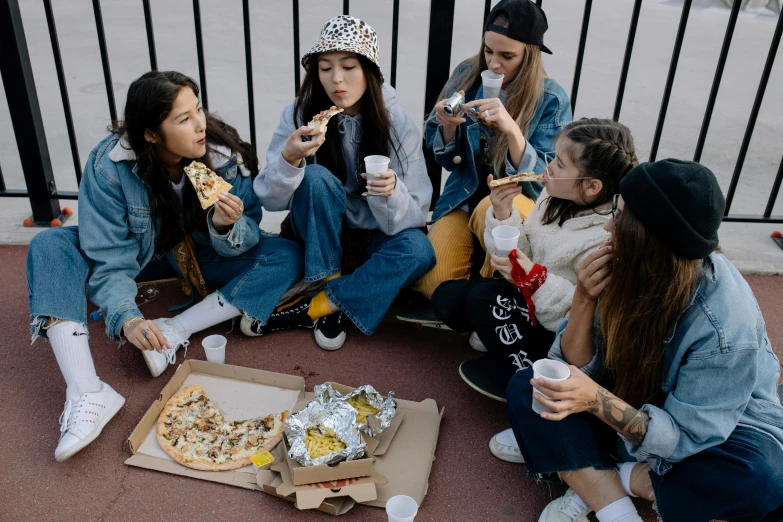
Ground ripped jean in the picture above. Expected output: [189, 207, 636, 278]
[27, 226, 304, 340]
[506, 370, 783, 522]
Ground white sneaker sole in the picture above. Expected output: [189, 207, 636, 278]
[142, 349, 168, 378]
[239, 316, 262, 337]
[55, 394, 125, 462]
[315, 329, 346, 351]
[489, 437, 525, 464]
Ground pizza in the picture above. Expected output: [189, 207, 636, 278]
[307, 106, 344, 134]
[183, 161, 233, 209]
[157, 385, 289, 471]
[489, 171, 544, 188]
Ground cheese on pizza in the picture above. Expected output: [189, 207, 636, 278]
[157, 385, 288, 471]
[183, 161, 233, 209]
[307, 106, 344, 134]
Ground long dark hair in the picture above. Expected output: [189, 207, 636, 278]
[599, 207, 702, 407]
[542, 118, 638, 226]
[109, 71, 258, 250]
[293, 54, 402, 193]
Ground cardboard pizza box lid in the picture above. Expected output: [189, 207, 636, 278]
[125, 360, 306, 491]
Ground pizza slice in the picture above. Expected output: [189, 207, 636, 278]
[157, 385, 289, 471]
[488, 171, 544, 188]
[183, 161, 233, 210]
[307, 106, 344, 134]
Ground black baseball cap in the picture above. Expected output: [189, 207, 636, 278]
[485, 0, 552, 55]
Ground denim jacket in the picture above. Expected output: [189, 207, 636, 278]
[78, 134, 263, 341]
[548, 254, 783, 475]
[426, 60, 572, 222]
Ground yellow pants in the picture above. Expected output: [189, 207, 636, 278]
[412, 194, 536, 299]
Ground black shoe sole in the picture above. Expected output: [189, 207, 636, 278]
[459, 361, 507, 403]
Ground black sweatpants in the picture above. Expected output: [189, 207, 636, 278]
[432, 278, 557, 381]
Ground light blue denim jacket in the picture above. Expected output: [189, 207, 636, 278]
[548, 254, 783, 475]
[426, 60, 572, 222]
[78, 134, 263, 341]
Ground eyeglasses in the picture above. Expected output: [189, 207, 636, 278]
[543, 152, 585, 181]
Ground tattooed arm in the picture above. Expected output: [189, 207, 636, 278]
[532, 366, 649, 446]
[588, 386, 649, 445]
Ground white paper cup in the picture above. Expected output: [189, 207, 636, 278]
[386, 495, 418, 522]
[532, 359, 571, 414]
[481, 70, 504, 99]
[491, 225, 520, 257]
[202, 334, 227, 364]
[365, 155, 390, 195]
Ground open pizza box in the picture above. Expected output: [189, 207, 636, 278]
[125, 360, 305, 490]
[257, 381, 444, 513]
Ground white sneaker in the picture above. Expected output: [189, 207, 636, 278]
[538, 488, 592, 522]
[469, 331, 487, 352]
[489, 428, 524, 463]
[55, 382, 125, 462]
[142, 318, 190, 378]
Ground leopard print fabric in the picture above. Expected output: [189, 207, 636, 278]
[302, 15, 384, 82]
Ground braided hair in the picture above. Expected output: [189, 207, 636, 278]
[541, 118, 638, 226]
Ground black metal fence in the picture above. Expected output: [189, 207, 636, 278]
[0, 0, 781, 225]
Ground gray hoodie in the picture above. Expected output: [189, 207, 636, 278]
[254, 84, 432, 236]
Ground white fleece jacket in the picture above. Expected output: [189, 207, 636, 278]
[483, 189, 611, 331]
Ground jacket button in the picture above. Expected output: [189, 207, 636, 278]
[453, 155, 462, 164]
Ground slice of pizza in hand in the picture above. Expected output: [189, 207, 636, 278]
[157, 384, 289, 472]
[183, 161, 233, 210]
[488, 171, 544, 188]
[307, 106, 344, 135]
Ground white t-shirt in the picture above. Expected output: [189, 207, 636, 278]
[171, 176, 187, 206]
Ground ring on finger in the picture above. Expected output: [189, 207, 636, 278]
[141, 338, 148, 343]
[484, 110, 490, 118]
[142, 327, 151, 336]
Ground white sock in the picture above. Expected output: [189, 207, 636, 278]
[48, 321, 102, 402]
[618, 463, 639, 498]
[168, 292, 241, 337]
[596, 497, 643, 522]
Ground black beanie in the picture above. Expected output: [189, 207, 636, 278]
[619, 159, 726, 259]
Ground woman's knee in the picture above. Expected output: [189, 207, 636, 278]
[397, 229, 436, 274]
[506, 368, 535, 413]
[299, 164, 345, 200]
[28, 227, 85, 270]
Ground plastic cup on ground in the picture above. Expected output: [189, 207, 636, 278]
[386, 495, 418, 522]
[364, 155, 391, 196]
[481, 70, 504, 99]
[492, 225, 520, 257]
[532, 359, 571, 414]
[203, 335, 227, 364]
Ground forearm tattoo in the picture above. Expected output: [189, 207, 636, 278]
[590, 387, 649, 445]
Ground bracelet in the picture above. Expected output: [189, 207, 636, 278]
[123, 316, 143, 335]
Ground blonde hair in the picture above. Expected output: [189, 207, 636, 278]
[435, 15, 547, 177]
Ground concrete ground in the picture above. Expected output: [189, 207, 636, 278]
[1, 243, 781, 521]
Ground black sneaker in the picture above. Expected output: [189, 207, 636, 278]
[459, 356, 509, 402]
[314, 312, 347, 351]
[239, 295, 315, 337]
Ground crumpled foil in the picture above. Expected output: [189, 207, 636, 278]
[285, 397, 365, 467]
[315, 383, 397, 437]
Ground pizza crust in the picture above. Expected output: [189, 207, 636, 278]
[156, 385, 289, 472]
[183, 161, 234, 209]
[489, 172, 543, 188]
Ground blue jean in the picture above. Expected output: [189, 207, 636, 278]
[27, 226, 304, 339]
[288, 165, 435, 335]
[506, 369, 783, 522]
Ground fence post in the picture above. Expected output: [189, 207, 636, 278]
[423, 0, 457, 210]
[0, 0, 61, 224]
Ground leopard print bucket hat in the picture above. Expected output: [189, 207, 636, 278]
[302, 15, 384, 82]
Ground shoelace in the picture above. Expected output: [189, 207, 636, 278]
[58, 400, 73, 435]
[559, 489, 589, 519]
[162, 340, 189, 364]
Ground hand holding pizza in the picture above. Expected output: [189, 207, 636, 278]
[361, 169, 396, 197]
[464, 98, 519, 137]
[574, 242, 613, 301]
[281, 126, 327, 167]
[211, 192, 244, 229]
[491, 249, 535, 284]
[488, 174, 522, 221]
[123, 317, 171, 352]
